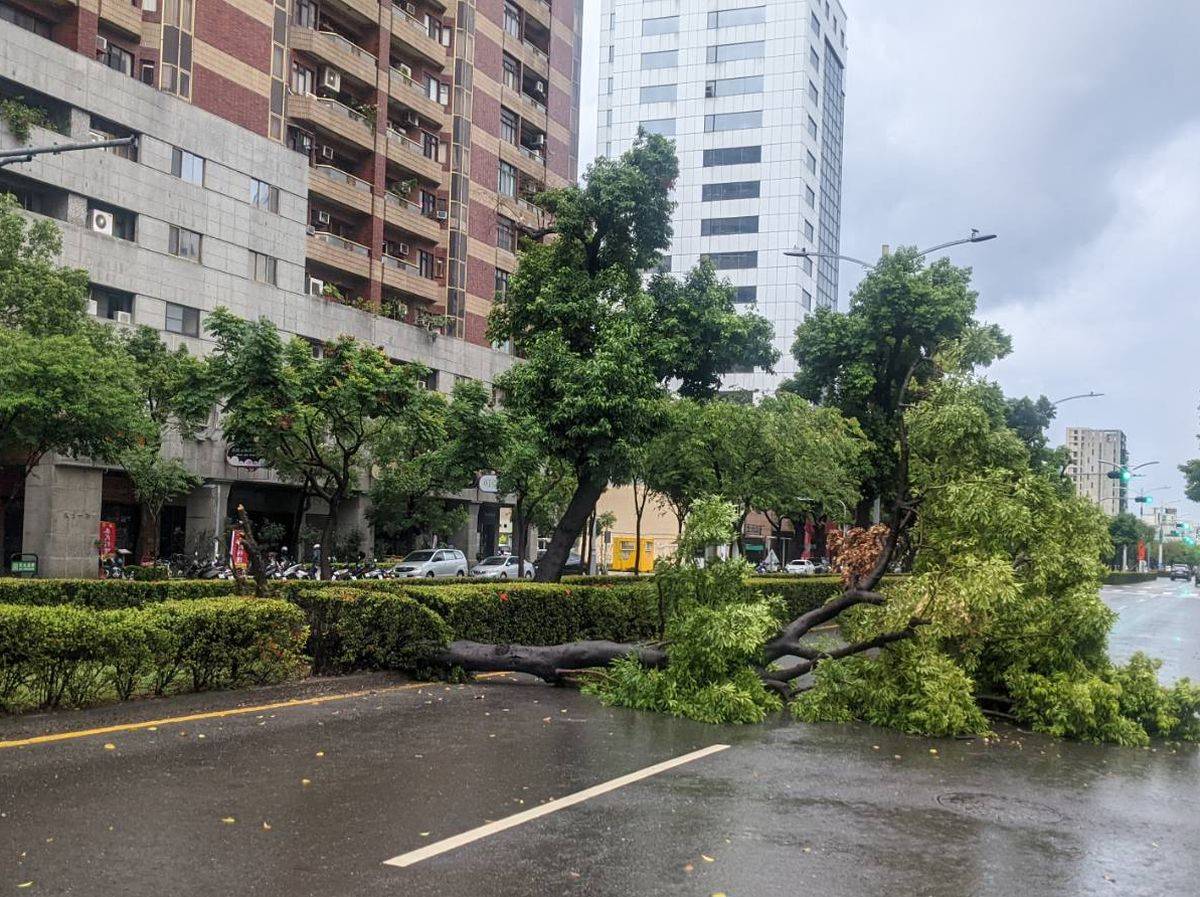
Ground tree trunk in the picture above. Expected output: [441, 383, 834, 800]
[140, 505, 161, 565]
[235, 504, 270, 597]
[438, 639, 666, 683]
[289, 485, 311, 557]
[319, 501, 336, 581]
[633, 495, 644, 578]
[534, 476, 605, 582]
[854, 496, 874, 528]
[514, 500, 526, 577]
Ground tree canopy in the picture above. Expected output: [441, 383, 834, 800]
[488, 133, 777, 580]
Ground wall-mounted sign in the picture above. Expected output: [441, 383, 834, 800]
[477, 474, 498, 493]
[227, 446, 266, 470]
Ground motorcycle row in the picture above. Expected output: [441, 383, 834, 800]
[101, 546, 398, 582]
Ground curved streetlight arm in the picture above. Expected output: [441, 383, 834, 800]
[1051, 391, 1104, 406]
[783, 247, 874, 269]
[915, 232, 997, 257]
[1131, 461, 1160, 471]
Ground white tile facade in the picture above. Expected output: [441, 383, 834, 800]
[597, 0, 848, 392]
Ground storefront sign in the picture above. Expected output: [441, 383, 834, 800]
[230, 529, 249, 568]
[99, 521, 117, 557]
[227, 447, 266, 470]
[9, 554, 37, 577]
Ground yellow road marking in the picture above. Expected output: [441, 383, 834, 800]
[0, 674, 510, 750]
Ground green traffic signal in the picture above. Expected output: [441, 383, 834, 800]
[1120, 467, 1132, 483]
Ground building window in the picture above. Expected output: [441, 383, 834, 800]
[802, 256, 813, 274]
[291, 61, 314, 95]
[642, 15, 678, 35]
[807, 151, 817, 175]
[498, 161, 517, 197]
[171, 147, 205, 185]
[90, 286, 134, 320]
[808, 81, 819, 105]
[701, 215, 759, 236]
[705, 75, 763, 98]
[497, 215, 516, 252]
[810, 46, 821, 71]
[706, 41, 764, 63]
[805, 185, 816, 208]
[418, 249, 435, 279]
[88, 201, 137, 241]
[810, 12, 821, 37]
[168, 225, 202, 262]
[701, 251, 757, 270]
[249, 250, 277, 284]
[250, 178, 279, 212]
[641, 50, 678, 70]
[165, 302, 200, 337]
[703, 145, 761, 167]
[88, 116, 138, 161]
[502, 54, 520, 90]
[0, 2, 51, 37]
[807, 115, 818, 139]
[639, 83, 677, 103]
[504, 2, 521, 38]
[294, 0, 317, 27]
[494, 267, 510, 301]
[102, 43, 134, 77]
[500, 107, 519, 144]
[420, 189, 437, 216]
[733, 285, 757, 304]
[802, 288, 813, 309]
[140, 62, 156, 85]
[707, 6, 766, 28]
[704, 110, 762, 132]
[804, 219, 815, 241]
[640, 118, 675, 137]
[701, 180, 760, 201]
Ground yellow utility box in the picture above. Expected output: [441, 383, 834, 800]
[610, 536, 655, 572]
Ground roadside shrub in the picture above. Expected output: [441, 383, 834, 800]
[0, 578, 236, 609]
[1101, 571, 1158, 585]
[128, 565, 171, 582]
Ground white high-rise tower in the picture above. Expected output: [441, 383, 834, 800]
[597, 0, 849, 392]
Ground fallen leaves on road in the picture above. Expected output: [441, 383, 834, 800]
[17, 882, 32, 889]
[103, 743, 115, 751]
[301, 778, 312, 786]
[700, 854, 715, 863]
[221, 817, 236, 825]
[262, 822, 272, 831]
[315, 751, 325, 758]
[683, 864, 694, 873]
[419, 832, 430, 837]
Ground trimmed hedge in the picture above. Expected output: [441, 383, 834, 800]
[0, 578, 236, 609]
[0, 598, 307, 711]
[1102, 571, 1159, 585]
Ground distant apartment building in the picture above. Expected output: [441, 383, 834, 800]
[597, 0, 849, 393]
[1065, 427, 1128, 516]
[0, 0, 582, 575]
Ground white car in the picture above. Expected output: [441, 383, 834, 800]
[785, 558, 816, 576]
[391, 548, 468, 578]
[470, 554, 535, 579]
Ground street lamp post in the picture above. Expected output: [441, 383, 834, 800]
[784, 230, 998, 270]
[1051, 391, 1104, 406]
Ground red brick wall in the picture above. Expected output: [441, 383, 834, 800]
[195, 1, 272, 75]
[469, 198, 497, 244]
[473, 32, 502, 84]
[471, 143, 498, 188]
[465, 310, 490, 346]
[467, 255, 497, 299]
[191, 66, 270, 137]
[472, 88, 501, 139]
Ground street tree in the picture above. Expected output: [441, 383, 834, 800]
[1107, 512, 1155, 568]
[489, 134, 776, 580]
[494, 415, 575, 577]
[0, 197, 149, 555]
[118, 326, 212, 562]
[783, 247, 1010, 522]
[203, 309, 424, 579]
[641, 399, 715, 535]
[369, 380, 504, 554]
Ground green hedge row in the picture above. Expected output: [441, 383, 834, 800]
[0, 598, 307, 711]
[1102, 571, 1160, 585]
[0, 578, 236, 608]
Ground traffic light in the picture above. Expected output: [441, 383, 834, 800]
[1121, 467, 1132, 483]
[1106, 467, 1132, 482]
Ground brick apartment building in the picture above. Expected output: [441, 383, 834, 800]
[0, 0, 582, 575]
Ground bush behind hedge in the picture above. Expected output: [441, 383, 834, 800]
[1101, 571, 1159, 585]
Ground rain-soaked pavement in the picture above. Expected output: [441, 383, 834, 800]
[1, 579, 1197, 896]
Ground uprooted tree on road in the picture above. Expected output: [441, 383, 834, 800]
[438, 371, 1200, 744]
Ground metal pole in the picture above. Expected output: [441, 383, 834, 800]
[0, 135, 137, 167]
[587, 513, 598, 576]
[1122, 544, 1128, 572]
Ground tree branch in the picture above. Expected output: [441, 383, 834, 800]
[768, 618, 927, 683]
[438, 640, 667, 684]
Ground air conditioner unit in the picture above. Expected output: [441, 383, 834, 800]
[321, 68, 342, 93]
[86, 299, 99, 316]
[532, 133, 545, 148]
[319, 144, 335, 161]
[298, 133, 314, 152]
[315, 209, 331, 226]
[115, 310, 132, 325]
[404, 1, 417, 15]
[397, 242, 410, 256]
[403, 111, 420, 127]
[308, 277, 324, 296]
[95, 36, 109, 54]
[398, 63, 412, 80]
[534, 79, 546, 93]
[89, 208, 114, 236]
[435, 210, 448, 221]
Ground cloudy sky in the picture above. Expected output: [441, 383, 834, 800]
[578, 0, 1200, 521]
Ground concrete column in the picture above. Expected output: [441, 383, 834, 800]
[334, 495, 373, 557]
[21, 461, 104, 578]
[185, 482, 230, 559]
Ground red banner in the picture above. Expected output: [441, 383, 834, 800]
[1137, 539, 1147, 561]
[99, 521, 117, 557]
[230, 529, 249, 568]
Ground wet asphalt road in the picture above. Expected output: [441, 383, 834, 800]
[1102, 575, 1200, 680]
[1, 580, 1197, 897]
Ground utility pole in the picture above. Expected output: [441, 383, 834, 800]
[0, 135, 138, 168]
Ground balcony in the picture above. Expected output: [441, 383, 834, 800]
[380, 253, 443, 303]
[498, 192, 545, 231]
[308, 231, 371, 279]
[501, 83, 547, 124]
[384, 192, 444, 242]
[499, 139, 545, 182]
[99, 0, 142, 37]
[326, 0, 381, 23]
[387, 67, 446, 123]
[389, 4, 448, 67]
[506, 36, 549, 80]
[385, 126, 444, 182]
[309, 165, 374, 215]
[288, 93, 376, 151]
[289, 27, 378, 87]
